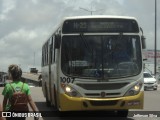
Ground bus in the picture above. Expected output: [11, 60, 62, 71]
[41, 15, 146, 116]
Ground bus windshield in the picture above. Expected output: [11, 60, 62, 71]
[61, 35, 142, 79]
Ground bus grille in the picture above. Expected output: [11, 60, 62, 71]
[85, 93, 121, 98]
[89, 100, 119, 106]
[76, 83, 128, 90]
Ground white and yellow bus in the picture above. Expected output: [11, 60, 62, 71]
[41, 15, 146, 116]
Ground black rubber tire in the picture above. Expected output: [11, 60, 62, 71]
[45, 85, 51, 107]
[116, 110, 128, 117]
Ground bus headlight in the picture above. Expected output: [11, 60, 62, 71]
[61, 84, 82, 97]
[124, 82, 142, 96]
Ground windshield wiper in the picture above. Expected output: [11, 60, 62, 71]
[80, 33, 95, 67]
[80, 33, 93, 53]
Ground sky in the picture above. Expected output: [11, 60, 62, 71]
[0, 0, 160, 72]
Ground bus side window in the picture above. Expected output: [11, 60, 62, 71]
[44, 42, 49, 66]
[45, 43, 48, 65]
[42, 47, 45, 66]
[49, 37, 53, 64]
[44, 46, 46, 66]
[51, 36, 55, 63]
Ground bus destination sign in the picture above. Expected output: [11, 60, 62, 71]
[62, 19, 139, 33]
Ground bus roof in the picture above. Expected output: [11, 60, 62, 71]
[63, 15, 138, 21]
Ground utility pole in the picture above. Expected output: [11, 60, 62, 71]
[154, 0, 157, 75]
[34, 52, 35, 67]
[79, 7, 103, 15]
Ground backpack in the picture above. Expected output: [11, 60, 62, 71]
[9, 82, 29, 112]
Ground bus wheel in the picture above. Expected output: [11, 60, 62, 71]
[53, 88, 58, 110]
[116, 110, 128, 117]
[45, 86, 51, 107]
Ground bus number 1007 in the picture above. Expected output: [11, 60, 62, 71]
[60, 77, 75, 83]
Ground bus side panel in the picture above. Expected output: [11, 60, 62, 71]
[50, 48, 60, 108]
[50, 63, 58, 106]
[42, 65, 50, 101]
[41, 66, 46, 97]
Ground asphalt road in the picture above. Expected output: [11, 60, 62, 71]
[0, 84, 160, 120]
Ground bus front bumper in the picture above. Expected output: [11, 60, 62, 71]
[59, 91, 144, 111]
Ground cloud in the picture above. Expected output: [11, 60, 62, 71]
[0, 0, 159, 72]
[0, 0, 16, 21]
[0, 28, 43, 71]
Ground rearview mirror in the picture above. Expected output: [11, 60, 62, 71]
[141, 35, 146, 49]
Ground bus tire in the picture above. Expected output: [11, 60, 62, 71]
[116, 110, 128, 117]
[45, 85, 51, 107]
[53, 87, 58, 110]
